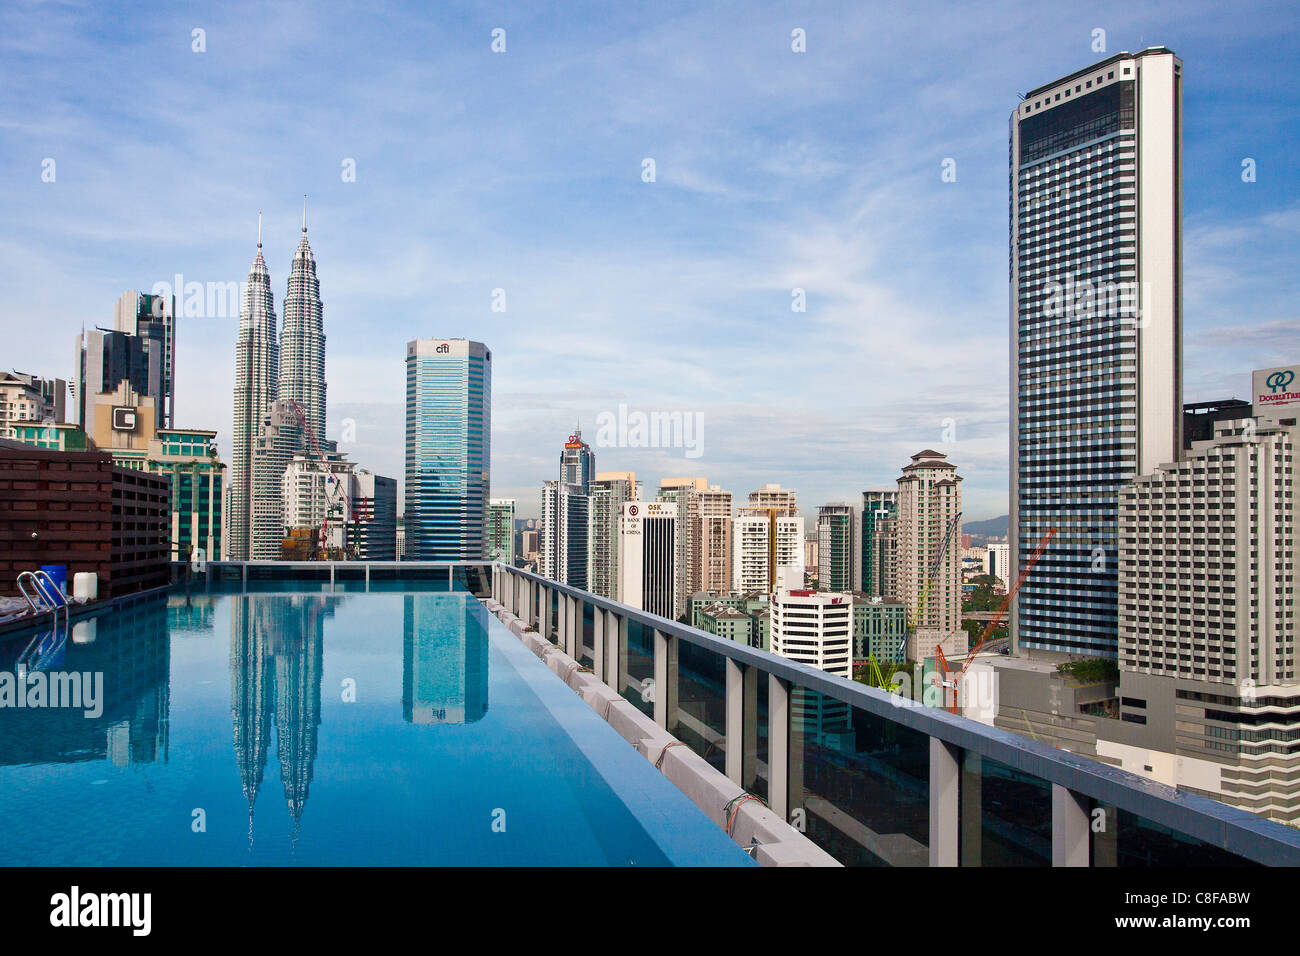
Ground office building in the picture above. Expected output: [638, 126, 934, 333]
[230, 229, 279, 560]
[817, 503, 860, 593]
[771, 588, 854, 678]
[853, 594, 909, 664]
[987, 541, 1010, 584]
[349, 470, 397, 560]
[488, 498, 515, 563]
[0, 371, 65, 440]
[279, 209, 327, 448]
[404, 338, 491, 560]
[696, 485, 733, 595]
[539, 430, 595, 586]
[617, 500, 676, 618]
[112, 290, 176, 427]
[1010, 49, 1184, 657]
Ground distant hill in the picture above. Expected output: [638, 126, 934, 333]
[964, 514, 1008, 537]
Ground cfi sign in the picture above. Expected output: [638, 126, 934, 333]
[1253, 366, 1300, 410]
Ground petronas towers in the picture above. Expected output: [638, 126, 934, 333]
[230, 206, 327, 560]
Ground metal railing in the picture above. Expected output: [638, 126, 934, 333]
[486, 562, 1300, 868]
[176, 559, 1300, 866]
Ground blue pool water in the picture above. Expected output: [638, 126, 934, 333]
[0, 587, 752, 866]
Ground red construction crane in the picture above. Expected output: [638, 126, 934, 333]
[935, 527, 1057, 714]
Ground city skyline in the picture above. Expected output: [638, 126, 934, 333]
[3, 2, 1297, 523]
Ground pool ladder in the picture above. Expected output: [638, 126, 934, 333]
[15, 571, 69, 679]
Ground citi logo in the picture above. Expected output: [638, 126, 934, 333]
[49, 886, 151, 936]
[436, 343, 450, 353]
[1267, 369, 1295, 392]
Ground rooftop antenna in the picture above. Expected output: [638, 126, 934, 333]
[257, 211, 262, 250]
[302, 194, 307, 234]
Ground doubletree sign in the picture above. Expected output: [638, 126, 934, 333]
[1253, 366, 1300, 410]
[111, 406, 138, 432]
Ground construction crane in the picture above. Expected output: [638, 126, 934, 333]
[272, 398, 351, 560]
[934, 527, 1057, 714]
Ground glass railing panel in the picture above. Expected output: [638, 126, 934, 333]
[580, 601, 594, 668]
[785, 686, 929, 866]
[1089, 803, 1260, 867]
[622, 619, 655, 717]
[673, 640, 726, 773]
[960, 753, 1051, 866]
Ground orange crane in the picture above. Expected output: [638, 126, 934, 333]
[935, 527, 1057, 713]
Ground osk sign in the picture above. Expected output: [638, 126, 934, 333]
[1253, 366, 1300, 411]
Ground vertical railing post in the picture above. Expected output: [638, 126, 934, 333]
[605, 612, 624, 691]
[1052, 785, 1090, 867]
[725, 659, 756, 788]
[930, 739, 960, 867]
[769, 674, 790, 821]
[365, 563, 370, 591]
[593, 607, 605, 681]
[541, 587, 552, 642]
[653, 629, 678, 730]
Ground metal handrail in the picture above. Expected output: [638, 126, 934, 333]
[493, 561, 1300, 866]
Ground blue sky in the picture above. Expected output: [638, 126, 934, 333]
[2, 0, 1297, 521]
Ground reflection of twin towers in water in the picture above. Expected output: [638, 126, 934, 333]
[230, 595, 327, 842]
[229, 592, 489, 840]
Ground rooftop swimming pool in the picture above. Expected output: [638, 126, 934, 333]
[0, 584, 753, 866]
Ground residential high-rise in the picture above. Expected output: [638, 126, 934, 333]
[657, 476, 707, 619]
[488, 498, 515, 563]
[746, 483, 797, 515]
[230, 226, 278, 560]
[404, 338, 491, 560]
[697, 485, 733, 595]
[861, 489, 897, 595]
[1010, 49, 1183, 657]
[587, 472, 638, 599]
[889, 450, 964, 659]
[817, 503, 860, 593]
[0, 371, 65, 440]
[280, 206, 327, 448]
[282, 452, 353, 537]
[617, 500, 676, 618]
[987, 541, 1010, 584]
[732, 512, 805, 595]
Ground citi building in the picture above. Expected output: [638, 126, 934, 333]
[404, 338, 491, 560]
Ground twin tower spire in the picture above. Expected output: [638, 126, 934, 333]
[228, 200, 327, 560]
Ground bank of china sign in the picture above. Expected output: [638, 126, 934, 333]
[1253, 366, 1300, 410]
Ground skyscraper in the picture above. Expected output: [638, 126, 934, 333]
[404, 338, 491, 560]
[618, 500, 677, 618]
[1010, 49, 1183, 658]
[888, 450, 964, 659]
[817, 503, 860, 593]
[587, 472, 638, 599]
[657, 476, 707, 619]
[861, 489, 898, 595]
[539, 430, 594, 587]
[230, 226, 278, 560]
[488, 498, 515, 563]
[280, 204, 327, 448]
